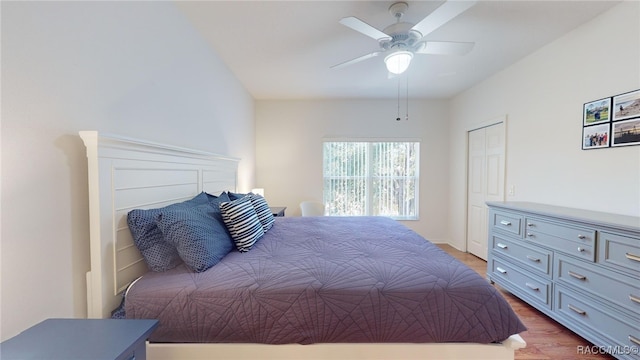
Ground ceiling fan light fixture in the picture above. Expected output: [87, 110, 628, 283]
[385, 50, 413, 74]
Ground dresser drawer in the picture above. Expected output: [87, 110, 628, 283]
[524, 217, 595, 261]
[525, 231, 595, 262]
[525, 217, 595, 246]
[491, 234, 552, 277]
[598, 232, 640, 276]
[491, 210, 523, 237]
[556, 254, 640, 318]
[555, 285, 640, 358]
[491, 257, 551, 308]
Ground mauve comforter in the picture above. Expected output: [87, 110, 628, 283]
[125, 216, 525, 344]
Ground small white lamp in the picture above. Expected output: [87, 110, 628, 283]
[251, 188, 265, 197]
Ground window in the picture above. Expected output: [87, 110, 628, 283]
[323, 140, 419, 220]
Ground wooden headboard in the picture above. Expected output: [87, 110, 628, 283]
[79, 131, 239, 318]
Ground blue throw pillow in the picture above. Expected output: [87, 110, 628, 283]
[209, 191, 231, 206]
[226, 192, 274, 231]
[227, 191, 248, 201]
[155, 203, 234, 273]
[219, 196, 265, 252]
[127, 192, 213, 272]
[249, 194, 275, 232]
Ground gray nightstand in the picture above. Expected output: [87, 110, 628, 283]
[270, 206, 287, 217]
[0, 318, 158, 360]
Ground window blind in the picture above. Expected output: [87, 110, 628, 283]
[323, 141, 419, 220]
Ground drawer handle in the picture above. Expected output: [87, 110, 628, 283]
[526, 255, 541, 262]
[625, 252, 640, 262]
[527, 223, 534, 227]
[577, 247, 585, 253]
[629, 294, 640, 304]
[496, 267, 507, 274]
[568, 304, 586, 315]
[630, 335, 640, 346]
[568, 271, 587, 281]
[525, 282, 539, 291]
[500, 220, 512, 226]
[526, 233, 534, 237]
[496, 243, 508, 249]
[577, 234, 586, 239]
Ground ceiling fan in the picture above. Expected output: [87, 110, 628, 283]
[332, 0, 477, 75]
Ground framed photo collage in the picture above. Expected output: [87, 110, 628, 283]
[582, 89, 640, 149]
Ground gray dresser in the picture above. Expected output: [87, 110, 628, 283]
[486, 201, 640, 360]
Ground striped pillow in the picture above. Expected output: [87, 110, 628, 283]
[250, 194, 275, 232]
[219, 196, 265, 252]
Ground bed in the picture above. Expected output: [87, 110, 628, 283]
[80, 131, 526, 360]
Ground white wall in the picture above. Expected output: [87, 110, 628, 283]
[255, 99, 450, 241]
[1, 1, 255, 340]
[448, 1, 640, 249]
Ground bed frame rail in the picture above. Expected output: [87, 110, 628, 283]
[147, 336, 526, 360]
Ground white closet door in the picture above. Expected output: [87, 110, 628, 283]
[466, 122, 505, 260]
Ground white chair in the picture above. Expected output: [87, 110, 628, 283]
[300, 201, 325, 216]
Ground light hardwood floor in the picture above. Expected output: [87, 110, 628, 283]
[438, 244, 615, 360]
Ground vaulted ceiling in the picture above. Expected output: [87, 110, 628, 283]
[176, 1, 619, 100]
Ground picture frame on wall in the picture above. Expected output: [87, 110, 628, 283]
[612, 89, 640, 121]
[583, 97, 611, 125]
[612, 118, 640, 147]
[582, 89, 640, 150]
[582, 123, 610, 149]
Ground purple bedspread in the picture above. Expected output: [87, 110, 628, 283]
[126, 216, 525, 344]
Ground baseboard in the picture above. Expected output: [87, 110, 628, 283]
[433, 241, 466, 253]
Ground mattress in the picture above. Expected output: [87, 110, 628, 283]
[125, 216, 526, 344]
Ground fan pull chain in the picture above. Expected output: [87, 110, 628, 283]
[396, 76, 401, 121]
[395, 75, 409, 121]
[405, 75, 409, 121]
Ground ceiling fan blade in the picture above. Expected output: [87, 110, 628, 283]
[331, 51, 381, 69]
[416, 41, 475, 55]
[411, 0, 477, 38]
[339, 17, 392, 41]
